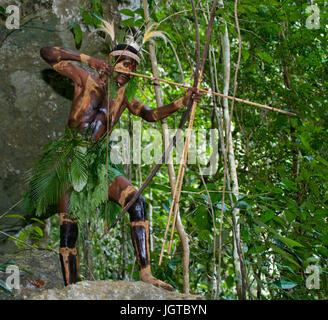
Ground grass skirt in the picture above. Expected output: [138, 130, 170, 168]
[23, 127, 123, 221]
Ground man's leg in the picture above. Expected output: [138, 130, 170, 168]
[58, 190, 79, 286]
[108, 175, 173, 291]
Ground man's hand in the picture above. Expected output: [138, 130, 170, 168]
[182, 87, 203, 106]
[88, 58, 113, 77]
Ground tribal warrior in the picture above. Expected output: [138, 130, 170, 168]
[27, 44, 201, 291]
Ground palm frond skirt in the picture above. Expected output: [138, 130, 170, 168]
[23, 127, 123, 221]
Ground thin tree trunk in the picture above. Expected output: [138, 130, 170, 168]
[142, 0, 190, 294]
[199, 3, 218, 299]
[220, 17, 247, 300]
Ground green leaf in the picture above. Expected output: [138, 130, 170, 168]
[90, 0, 103, 15]
[316, 156, 328, 167]
[195, 206, 211, 230]
[5, 214, 25, 220]
[225, 275, 234, 288]
[134, 18, 144, 28]
[299, 135, 311, 150]
[242, 49, 250, 62]
[119, 9, 135, 17]
[198, 230, 210, 242]
[0, 6, 7, 17]
[256, 50, 273, 64]
[255, 218, 303, 248]
[236, 200, 251, 210]
[150, 183, 171, 192]
[31, 226, 44, 238]
[254, 219, 279, 238]
[121, 18, 135, 27]
[285, 210, 296, 223]
[30, 218, 45, 225]
[280, 178, 298, 191]
[271, 279, 298, 290]
[259, 196, 274, 201]
[70, 22, 82, 45]
[81, 11, 95, 27]
[278, 237, 303, 248]
[261, 210, 275, 223]
[70, 147, 88, 192]
[317, 246, 328, 258]
[271, 245, 301, 268]
[134, 8, 144, 17]
[17, 232, 27, 248]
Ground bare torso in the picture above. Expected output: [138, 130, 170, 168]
[40, 46, 193, 142]
[69, 73, 127, 141]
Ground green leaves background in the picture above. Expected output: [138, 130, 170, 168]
[15, 0, 328, 299]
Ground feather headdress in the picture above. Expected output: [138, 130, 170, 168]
[92, 16, 171, 65]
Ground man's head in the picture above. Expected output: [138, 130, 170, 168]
[109, 44, 139, 85]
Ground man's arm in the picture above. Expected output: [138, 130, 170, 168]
[127, 88, 201, 122]
[40, 47, 112, 85]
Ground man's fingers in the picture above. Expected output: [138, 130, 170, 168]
[192, 93, 202, 102]
[104, 66, 113, 76]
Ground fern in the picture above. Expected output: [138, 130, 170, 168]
[24, 128, 123, 222]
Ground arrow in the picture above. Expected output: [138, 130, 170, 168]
[114, 67, 297, 117]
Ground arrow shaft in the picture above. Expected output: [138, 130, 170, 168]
[114, 68, 296, 117]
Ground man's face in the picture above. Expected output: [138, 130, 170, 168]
[114, 56, 138, 86]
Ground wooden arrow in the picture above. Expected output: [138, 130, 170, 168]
[114, 67, 297, 117]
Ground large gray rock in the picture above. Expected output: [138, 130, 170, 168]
[0, 248, 64, 300]
[0, 247, 204, 300]
[28, 280, 204, 300]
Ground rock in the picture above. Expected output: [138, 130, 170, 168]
[0, 248, 64, 300]
[28, 280, 204, 300]
[0, 247, 204, 300]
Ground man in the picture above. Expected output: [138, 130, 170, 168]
[30, 44, 201, 291]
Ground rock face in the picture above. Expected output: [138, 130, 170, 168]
[28, 280, 204, 300]
[0, 249, 203, 300]
[0, 248, 64, 300]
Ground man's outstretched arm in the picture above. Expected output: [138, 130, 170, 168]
[40, 47, 112, 75]
[127, 88, 202, 122]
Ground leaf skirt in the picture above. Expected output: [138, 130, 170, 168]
[23, 127, 124, 221]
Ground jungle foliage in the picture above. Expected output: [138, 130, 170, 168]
[74, 0, 328, 300]
[3, 0, 327, 300]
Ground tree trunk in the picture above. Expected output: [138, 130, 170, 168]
[220, 19, 247, 300]
[142, 0, 190, 294]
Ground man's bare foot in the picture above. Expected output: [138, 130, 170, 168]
[140, 266, 174, 291]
